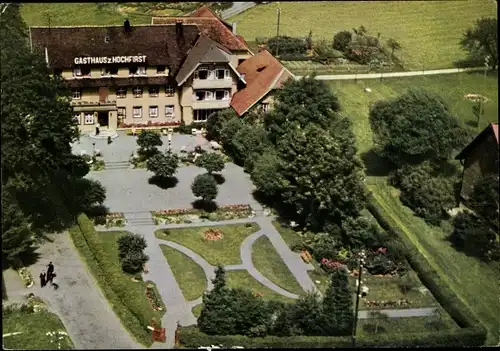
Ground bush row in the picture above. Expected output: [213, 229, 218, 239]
[366, 198, 487, 345]
[278, 54, 312, 61]
[179, 324, 484, 348]
[70, 214, 152, 346]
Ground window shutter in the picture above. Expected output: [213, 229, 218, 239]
[224, 90, 230, 99]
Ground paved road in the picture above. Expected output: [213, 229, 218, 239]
[221, 2, 256, 20]
[26, 233, 142, 349]
[295, 66, 485, 81]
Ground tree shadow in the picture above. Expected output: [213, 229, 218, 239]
[211, 173, 226, 185]
[2, 249, 42, 271]
[465, 120, 478, 128]
[148, 175, 179, 189]
[251, 190, 298, 224]
[85, 204, 110, 218]
[361, 149, 392, 176]
[452, 57, 485, 69]
[192, 199, 218, 212]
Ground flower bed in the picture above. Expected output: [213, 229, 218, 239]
[93, 212, 126, 228]
[364, 299, 413, 308]
[146, 284, 163, 312]
[151, 205, 253, 224]
[119, 121, 181, 129]
[17, 267, 34, 288]
[320, 258, 346, 273]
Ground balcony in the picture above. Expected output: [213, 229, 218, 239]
[192, 99, 230, 110]
[192, 78, 233, 90]
[71, 100, 117, 112]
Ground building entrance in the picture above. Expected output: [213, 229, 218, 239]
[97, 112, 109, 128]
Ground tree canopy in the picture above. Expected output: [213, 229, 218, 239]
[460, 18, 497, 70]
[191, 174, 218, 202]
[369, 88, 470, 167]
[146, 152, 179, 179]
[195, 152, 225, 174]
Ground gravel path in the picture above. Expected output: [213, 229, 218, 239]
[27, 233, 142, 349]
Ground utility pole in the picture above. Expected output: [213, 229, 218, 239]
[275, 6, 281, 56]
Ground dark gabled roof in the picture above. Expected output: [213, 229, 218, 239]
[231, 50, 294, 116]
[455, 123, 499, 160]
[29, 24, 200, 75]
[176, 34, 231, 85]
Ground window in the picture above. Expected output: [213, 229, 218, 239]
[156, 66, 166, 75]
[75, 67, 91, 77]
[116, 87, 127, 98]
[261, 103, 270, 112]
[117, 107, 126, 118]
[72, 88, 81, 100]
[74, 113, 81, 125]
[101, 67, 118, 76]
[149, 106, 158, 118]
[215, 90, 230, 100]
[73, 67, 82, 76]
[84, 113, 94, 125]
[148, 87, 159, 97]
[194, 68, 208, 80]
[133, 106, 142, 119]
[129, 66, 138, 75]
[193, 109, 218, 123]
[137, 66, 146, 75]
[133, 87, 143, 98]
[238, 58, 246, 66]
[205, 91, 214, 100]
[165, 85, 175, 97]
[165, 105, 174, 119]
[216, 67, 230, 79]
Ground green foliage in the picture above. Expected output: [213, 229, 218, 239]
[288, 292, 325, 336]
[386, 38, 402, 57]
[230, 124, 269, 166]
[250, 150, 289, 198]
[191, 174, 218, 202]
[136, 130, 163, 154]
[332, 30, 352, 52]
[73, 178, 107, 214]
[450, 211, 499, 262]
[313, 40, 344, 65]
[117, 233, 147, 259]
[1, 190, 38, 269]
[120, 250, 149, 274]
[195, 152, 225, 174]
[206, 108, 237, 141]
[306, 30, 313, 51]
[389, 162, 455, 225]
[366, 199, 487, 345]
[322, 267, 353, 336]
[267, 36, 307, 56]
[220, 116, 245, 148]
[146, 152, 179, 179]
[370, 88, 471, 167]
[301, 231, 341, 261]
[460, 18, 497, 70]
[341, 216, 382, 249]
[469, 174, 499, 230]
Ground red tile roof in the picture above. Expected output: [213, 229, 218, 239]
[230, 50, 294, 116]
[151, 5, 249, 52]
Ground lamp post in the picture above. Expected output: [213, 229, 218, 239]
[352, 250, 366, 348]
[167, 128, 173, 152]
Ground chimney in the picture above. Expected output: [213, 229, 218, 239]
[124, 19, 131, 33]
[232, 22, 237, 35]
[176, 21, 183, 38]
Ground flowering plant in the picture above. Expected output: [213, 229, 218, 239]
[119, 121, 181, 128]
[17, 267, 34, 288]
[152, 204, 251, 216]
[146, 285, 163, 311]
[320, 258, 346, 272]
[106, 212, 125, 219]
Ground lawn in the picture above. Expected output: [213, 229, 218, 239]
[368, 181, 500, 344]
[327, 71, 499, 156]
[3, 306, 74, 349]
[229, 1, 497, 70]
[251, 236, 304, 296]
[154, 223, 260, 266]
[69, 225, 166, 347]
[160, 244, 207, 302]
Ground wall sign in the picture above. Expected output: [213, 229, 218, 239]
[74, 55, 146, 65]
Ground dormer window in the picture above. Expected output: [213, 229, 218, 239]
[156, 65, 166, 75]
[104, 36, 110, 43]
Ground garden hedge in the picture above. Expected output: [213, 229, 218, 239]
[278, 54, 312, 61]
[70, 214, 152, 346]
[179, 324, 484, 348]
[366, 198, 487, 345]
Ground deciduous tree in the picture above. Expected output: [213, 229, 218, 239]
[146, 152, 179, 179]
[469, 174, 499, 230]
[191, 173, 218, 202]
[195, 152, 225, 174]
[206, 108, 237, 141]
[460, 18, 497, 70]
[136, 130, 162, 156]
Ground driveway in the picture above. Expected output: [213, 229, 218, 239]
[87, 163, 258, 213]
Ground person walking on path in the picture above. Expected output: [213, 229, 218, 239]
[39, 271, 46, 287]
[47, 261, 54, 284]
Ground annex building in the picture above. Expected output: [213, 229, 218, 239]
[29, 6, 262, 134]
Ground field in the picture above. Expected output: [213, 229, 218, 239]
[3, 306, 74, 350]
[326, 72, 499, 344]
[229, 1, 497, 70]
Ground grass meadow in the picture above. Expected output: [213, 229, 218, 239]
[229, 1, 497, 70]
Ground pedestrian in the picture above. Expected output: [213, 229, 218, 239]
[47, 261, 54, 283]
[51, 273, 59, 290]
[95, 122, 100, 136]
[39, 271, 46, 287]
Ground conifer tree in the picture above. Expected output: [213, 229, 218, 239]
[322, 267, 354, 336]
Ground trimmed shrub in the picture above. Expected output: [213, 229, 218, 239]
[366, 199, 487, 346]
[121, 251, 149, 274]
[117, 233, 147, 259]
[267, 36, 307, 56]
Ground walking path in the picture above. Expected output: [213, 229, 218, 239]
[295, 66, 485, 81]
[358, 307, 437, 319]
[221, 2, 256, 19]
[20, 233, 142, 349]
